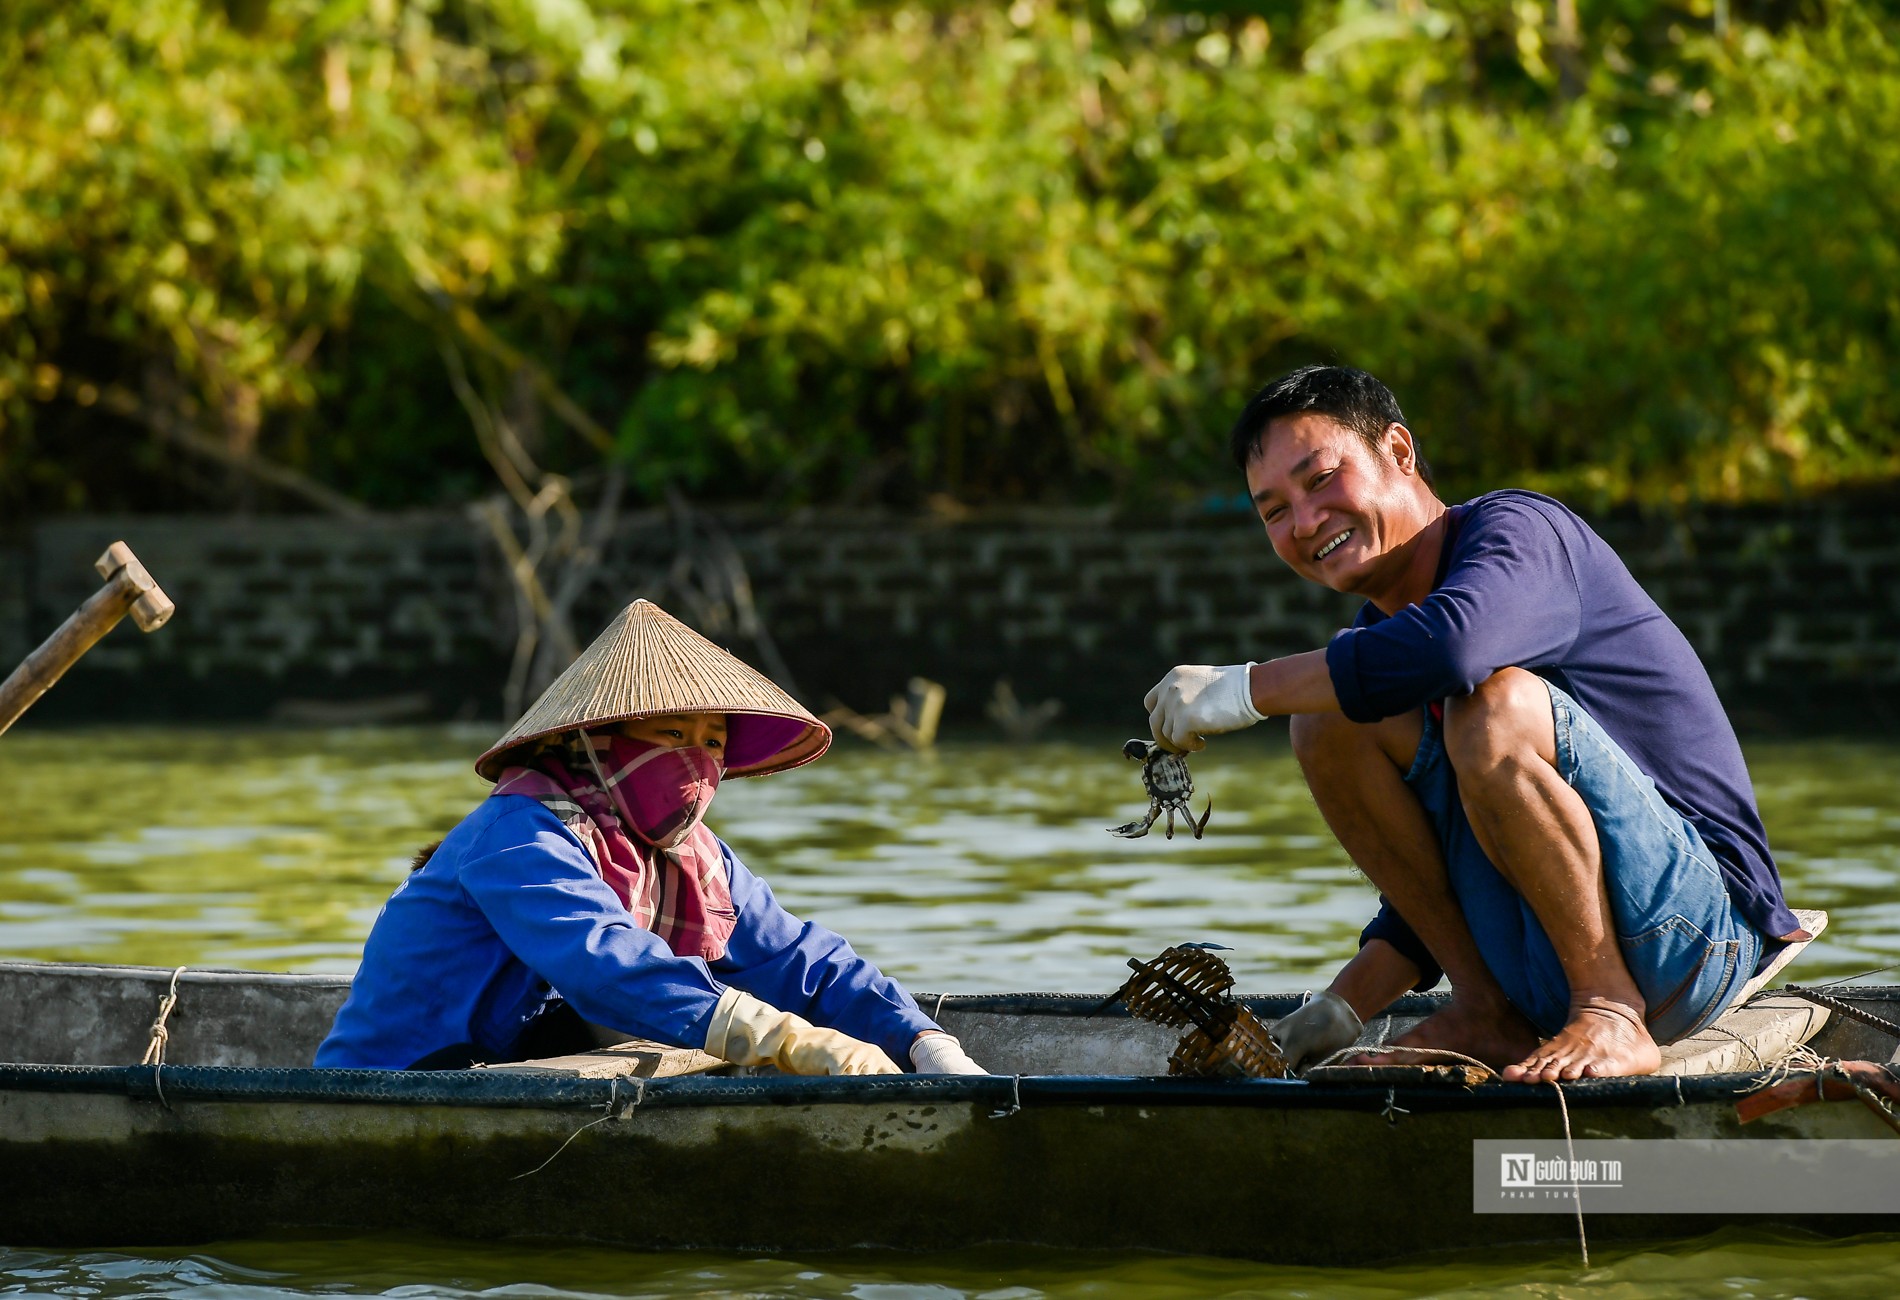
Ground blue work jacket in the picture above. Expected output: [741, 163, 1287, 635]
[315, 794, 938, 1069]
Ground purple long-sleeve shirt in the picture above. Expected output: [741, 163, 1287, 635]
[1327, 490, 1797, 984]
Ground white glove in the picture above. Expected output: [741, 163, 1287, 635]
[705, 988, 901, 1076]
[1268, 990, 1363, 1074]
[1144, 663, 1265, 752]
[909, 1031, 988, 1075]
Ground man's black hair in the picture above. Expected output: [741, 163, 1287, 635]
[1227, 365, 1433, 488]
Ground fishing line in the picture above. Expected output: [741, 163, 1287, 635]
[1551, 1081, 1589, 1269]
[1811, 962, 1900, 988]
[1692, 1022, 1768, 1072]
[1782, 985, 1900, 1040]
[512, 1076, 644, 1180]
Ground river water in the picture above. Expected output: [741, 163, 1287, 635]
[2, 724, 1898, 1296]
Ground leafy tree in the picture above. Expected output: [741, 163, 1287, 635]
[2, 0, 1894, 516]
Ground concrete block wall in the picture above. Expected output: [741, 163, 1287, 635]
[1593, 506, 1900, 712]
[696, 517, 1360, 722]
[5, 496, 1898, 728]
[15, 516, 507, 721]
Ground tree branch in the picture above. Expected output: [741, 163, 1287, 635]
[80, 379, 371, 518]
[432, 293, 617, 455]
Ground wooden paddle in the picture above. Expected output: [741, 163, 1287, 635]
[0, 541, 175, 736]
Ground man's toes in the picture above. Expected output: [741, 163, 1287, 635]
[1505, 1051, 1567, 1083]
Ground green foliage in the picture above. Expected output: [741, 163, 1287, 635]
[2, 0, 1895, 514]
[0, 0, 553, 510]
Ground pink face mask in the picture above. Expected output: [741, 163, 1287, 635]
[579, 730, 723, 849]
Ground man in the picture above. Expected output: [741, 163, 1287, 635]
[1145, 365, 1801, 1081]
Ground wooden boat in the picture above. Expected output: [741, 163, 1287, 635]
[3, 958, 1897, 1262]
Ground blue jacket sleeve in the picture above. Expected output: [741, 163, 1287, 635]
[711, 841, 939, 1066]
[1326, 498, 1584, 722]
[457, 814, 727, 1050]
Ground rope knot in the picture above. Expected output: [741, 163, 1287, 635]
[139, 966, 187, 1067]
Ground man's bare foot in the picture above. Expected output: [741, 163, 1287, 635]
[1347, 994, 1543, 1070]
[1500, 996, 1661, 1082]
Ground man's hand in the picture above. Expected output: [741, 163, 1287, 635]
[1269, 990, 1364, 1074]
[1145, 663, 1265, 752]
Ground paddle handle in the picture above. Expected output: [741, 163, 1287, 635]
[0, 542, 174, 736]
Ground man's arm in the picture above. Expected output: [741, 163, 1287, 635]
[1325, 938, 1425, 1023]
[1154, 499, 1588, 749]
[1327, 500, 1583, 724]
[1248, 650, 1341, 718]
[1147, 650, 1341, 752]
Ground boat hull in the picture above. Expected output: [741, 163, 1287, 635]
[3, 1061, 1897, 1260]
[3, 961, 1898, 1261]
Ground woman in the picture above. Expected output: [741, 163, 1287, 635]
[317, 599, 984, 1076]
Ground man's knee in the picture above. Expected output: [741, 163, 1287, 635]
[1288, 711, 1356, 769]
[1291, 709, 1421, 775]
[1442, 668, 1555, 778]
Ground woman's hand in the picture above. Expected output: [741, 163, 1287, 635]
[705, 988, 900, 1075]
[909, 1031, 988, 1074]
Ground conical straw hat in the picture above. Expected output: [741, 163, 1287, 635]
[476, 599, 830, 781]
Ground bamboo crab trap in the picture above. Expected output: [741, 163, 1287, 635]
[1102, 944, 1289, 1079]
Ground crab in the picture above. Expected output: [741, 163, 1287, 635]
[1107, 738, 1212, 840]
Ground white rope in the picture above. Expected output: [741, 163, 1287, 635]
[1746, 1043, 1829, 1094]
[1551, 1081, 1589, 1268]
[1308, 1042, 1498, 1079]
[140, 966, 187, 1067]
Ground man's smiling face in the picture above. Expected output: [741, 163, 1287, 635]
[1244, 411, 1429, 597]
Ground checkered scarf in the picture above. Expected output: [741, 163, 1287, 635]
[491, 730, 737, 962]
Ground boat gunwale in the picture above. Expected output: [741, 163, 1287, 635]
[0, 1058, 1825, 1114]
[11, 960, 1897, 1023]
[6, 961, 1892, 1116]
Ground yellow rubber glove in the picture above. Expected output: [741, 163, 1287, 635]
[704, 988, 901, 1076]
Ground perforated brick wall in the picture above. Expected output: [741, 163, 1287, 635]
[5, 498, 1897, 728]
